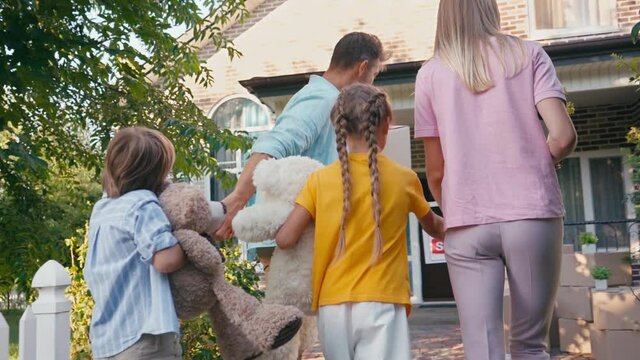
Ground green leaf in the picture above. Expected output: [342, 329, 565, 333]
[1, 3, 252, 355]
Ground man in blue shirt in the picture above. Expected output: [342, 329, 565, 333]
[216, 32, 389, 245]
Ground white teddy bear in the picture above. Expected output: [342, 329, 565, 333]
[232, 156, 324, 360]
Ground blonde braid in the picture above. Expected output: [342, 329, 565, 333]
[333, 100, 351, 262]
[364, 94, 385, 265]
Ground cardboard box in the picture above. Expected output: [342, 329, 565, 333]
[590, 328, 640, 360]
[559, 318, 592, 354]
[556, 286, 593, 321]
[560, 252, 631, 287]
[592, 287, 640, 331]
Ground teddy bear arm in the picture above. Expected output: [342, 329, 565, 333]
[232, 203, 293, 243]
[173, 229, 222, 274]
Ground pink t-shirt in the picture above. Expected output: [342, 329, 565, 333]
[414, 40, 565, 229]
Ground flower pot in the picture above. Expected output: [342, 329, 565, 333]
[581, 244, 596, 254]
[595, 279, 608, 290]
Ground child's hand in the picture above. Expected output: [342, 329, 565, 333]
[419, 211, 445, 241]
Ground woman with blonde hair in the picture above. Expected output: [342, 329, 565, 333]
[414, 0, 577, 359]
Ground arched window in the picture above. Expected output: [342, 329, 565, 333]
[207, 94, 274, 201]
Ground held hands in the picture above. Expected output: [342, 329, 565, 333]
[420, 211, 446, 241]
[214, 192, 249, 240]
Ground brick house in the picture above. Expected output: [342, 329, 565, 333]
[184, 0, 640, 303]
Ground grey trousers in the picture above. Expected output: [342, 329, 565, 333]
[100, 333, 182, 360]
[445, 218, 563, 360]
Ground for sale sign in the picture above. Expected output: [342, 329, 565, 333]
[431, 238, 444, 254]
[423, 230, 446, 264]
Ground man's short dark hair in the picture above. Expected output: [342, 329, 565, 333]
[329, 32, 390, 70]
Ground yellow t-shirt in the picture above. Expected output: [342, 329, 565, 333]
[296, 153, 430, 314]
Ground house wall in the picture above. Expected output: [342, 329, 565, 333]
[190, 0, 640, 113]
[498, 0, 640, 43]
[197, 0, 288, 61]
[573, 99, 640, 152]
[187, 0, 640, 173]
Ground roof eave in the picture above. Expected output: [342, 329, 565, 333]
[240, 34, 640, 97]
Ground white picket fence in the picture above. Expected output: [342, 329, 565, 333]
[0, 260, 72, 360]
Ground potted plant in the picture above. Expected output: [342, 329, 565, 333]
[591, 266, 611, 290]
[579, 232, 598, 254]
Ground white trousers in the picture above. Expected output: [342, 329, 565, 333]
[317, 302, 411, 360]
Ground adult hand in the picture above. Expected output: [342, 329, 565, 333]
[215, 191, 248, 240]
[213, 152, 272, 239]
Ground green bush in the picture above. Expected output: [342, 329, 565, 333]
[1, 308, 22, 360]
[0, 166, 101, 304]
[219, 240, 264, 300]
[66, 226, 94, 360]
[66, 228, 262, 360]
[579, 232, 598, 245]
[591, 266, 611, 280]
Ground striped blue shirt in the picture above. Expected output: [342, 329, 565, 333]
[84, 190, 180, 358]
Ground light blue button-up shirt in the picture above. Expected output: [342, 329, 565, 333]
[84, 190, 180, 358]
[247, 75, 339, 253]
[251, 74, 339, 165]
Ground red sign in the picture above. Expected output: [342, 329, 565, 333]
[431, 238, 444, 254]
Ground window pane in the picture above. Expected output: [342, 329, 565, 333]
[590, 157, 629, 249]
[532, 0, 616, 31]
[211, 97, 271, 129]
[557, 158, 585, 247]
[535, 0, 566, 29]
[209, 97, 273, 201]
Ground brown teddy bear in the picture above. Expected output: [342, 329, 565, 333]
[158, 183, 303, 360]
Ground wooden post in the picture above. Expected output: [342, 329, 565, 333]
[19, 306, 36, 360]
[0, 312, 8, 360]
[31, 260, 71, 360]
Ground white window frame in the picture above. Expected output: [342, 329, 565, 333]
[203, 94, 275, 261]
[564, 148, 637, 252]
[205, 94, 274, 178]
[527, 0, 619, 40]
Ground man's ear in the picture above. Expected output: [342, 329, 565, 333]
[357, 59, 369, 78]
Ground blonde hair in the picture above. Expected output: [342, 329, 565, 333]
[102, 127, 175, 198]
[434, 0, 529, 93]
[331, 84, 392, 265]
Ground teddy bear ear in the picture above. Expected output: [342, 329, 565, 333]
[253, 156, 324, 197]
[252, 157, 280, 193]
[158, 182, 211, 234]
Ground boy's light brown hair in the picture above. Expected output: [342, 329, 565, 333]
[102, 127, 175, 198]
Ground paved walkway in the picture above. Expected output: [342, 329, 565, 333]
[302, 306, 593, 360]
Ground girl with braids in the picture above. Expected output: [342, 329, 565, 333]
[276, 83, 444, 360]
